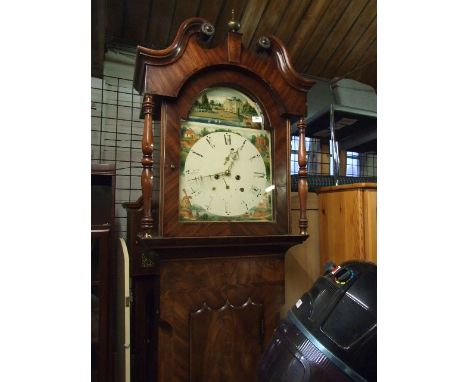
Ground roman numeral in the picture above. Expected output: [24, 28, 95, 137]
[224, 133, 231, 145]
[191, 150, 204, 157]
[189, 176, 203, 182]
[205, 136, 215, 148]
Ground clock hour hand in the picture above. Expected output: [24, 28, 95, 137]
[225, 147, 241, 173]
[223, 147, 236, 166]
[212, 169, 230, 179]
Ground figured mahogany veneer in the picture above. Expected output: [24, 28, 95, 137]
[158, 255, 284, 382]
[190, 298, 263, 382]
[124, 201, 303, 382]
[134, 18, 314, 103]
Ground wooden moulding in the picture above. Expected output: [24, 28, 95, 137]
[267, 35, 316, 92]
[138, 235, 308, 260]
[133, 17, 315, 116]
[315, 182, 377, 194]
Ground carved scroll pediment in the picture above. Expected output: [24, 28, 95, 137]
[133, 17, 314, 116]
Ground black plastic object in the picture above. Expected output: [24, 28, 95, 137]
[258, 261, 377, 382]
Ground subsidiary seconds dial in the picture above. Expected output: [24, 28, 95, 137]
[181, 131, 270, 217]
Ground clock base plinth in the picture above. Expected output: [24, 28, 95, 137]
[135, 234, 306, 382]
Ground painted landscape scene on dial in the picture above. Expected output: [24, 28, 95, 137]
[187, 87, 264, 129]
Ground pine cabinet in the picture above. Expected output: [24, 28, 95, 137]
[316, 183, 377, 268]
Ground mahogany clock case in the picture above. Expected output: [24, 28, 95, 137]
[160, 68, 291, 237]
[128, 17, 315, 382]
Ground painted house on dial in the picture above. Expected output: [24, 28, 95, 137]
[223, 97, 243, 113]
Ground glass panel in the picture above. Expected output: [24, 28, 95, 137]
[187, 87, 264, 129]
[346, 151, 360, 176]
[179, 87, 273, 222]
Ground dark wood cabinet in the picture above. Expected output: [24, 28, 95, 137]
[91, 164, 115, 382]
[91, 226, 111, 382]
[91, 164, 116, 227]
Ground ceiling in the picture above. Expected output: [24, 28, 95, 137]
[92, 0, 376, 89]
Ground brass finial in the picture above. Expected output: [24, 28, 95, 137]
[227, 9, 240, 32]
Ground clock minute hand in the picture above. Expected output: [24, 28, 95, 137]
[188, 171, 225, 181]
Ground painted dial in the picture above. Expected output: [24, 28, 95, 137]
[181, 131, 269, 217]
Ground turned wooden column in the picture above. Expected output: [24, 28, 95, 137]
[140, 94, 154, 234]
[297, 117, 308, 235]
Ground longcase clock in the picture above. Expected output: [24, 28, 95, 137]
[130, 16, 314, 382]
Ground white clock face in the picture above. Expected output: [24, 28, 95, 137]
[180, 131, 272, 218]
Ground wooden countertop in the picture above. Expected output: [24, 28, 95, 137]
[315, 182, 377, 193]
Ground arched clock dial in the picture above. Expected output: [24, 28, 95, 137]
[180, 130, 273, 221]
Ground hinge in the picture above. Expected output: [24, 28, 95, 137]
[126, 290, 133, 307]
